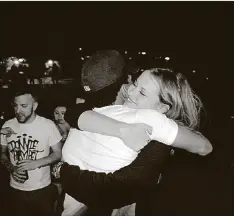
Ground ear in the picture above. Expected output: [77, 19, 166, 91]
[127, 75, 132, 84]
[157, 103, 170, 114]
[33, 102, 38, 111]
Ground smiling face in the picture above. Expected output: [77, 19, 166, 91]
[13, 94, 37, 123]
[54, 106, 67, 124]
[123, 70, 167, 113]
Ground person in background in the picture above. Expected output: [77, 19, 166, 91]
[51, 61, 61, 85]
[53, 104, 71, 145]
[0, 86, 62, 216]
[51, 103, 71, 215]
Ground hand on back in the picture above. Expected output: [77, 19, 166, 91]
[120, 123, 152, 152]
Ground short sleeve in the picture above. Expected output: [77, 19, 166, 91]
[1, 122, 9, 146]
[136, 109, 178, 145]
[48, 120, 63, 147]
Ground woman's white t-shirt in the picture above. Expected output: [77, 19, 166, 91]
[62, 105, 178, 173]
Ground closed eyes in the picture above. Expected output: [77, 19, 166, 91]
[133, 81, 146, 96]
[140, 91, 146, 96]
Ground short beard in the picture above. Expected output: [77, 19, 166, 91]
[16, 109, 34, 123]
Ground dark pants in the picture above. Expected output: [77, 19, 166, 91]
[8, 184, 57, 216]
[0, 165, 10, 216]
[84, 208, 112, 216]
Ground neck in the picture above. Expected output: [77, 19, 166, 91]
[25, 113, 37, 124]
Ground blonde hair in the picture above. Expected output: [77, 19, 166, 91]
[149, 68, 203, 130]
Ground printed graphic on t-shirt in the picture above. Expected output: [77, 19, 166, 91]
[8, 133, 44, 161]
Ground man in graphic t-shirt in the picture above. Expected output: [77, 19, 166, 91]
[0, 86, 62, 216]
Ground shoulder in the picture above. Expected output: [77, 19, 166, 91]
[136, 109, 166, 119]
[93, 105, 119, 112]
[94, 105, 134, 115]
[2, 118, 17, 127]
[36, 115, 56, 127]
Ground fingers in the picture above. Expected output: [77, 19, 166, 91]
[146, 126, 152, 135]
[136, 123, 152, 135]
[17, 170, 28, 176]
[17, 160, 29, 165]
[13, 176, 25, 183]
[5, 127, 16, 132]
[16, 161, 24, 165]
[141, 124, 152, 135]
[4, 127, 17, 137]
[17, 166, 26, 172]
[16, 162, 28, 171]
[12, 172, 27, 183]
[9, 127, 16, 134]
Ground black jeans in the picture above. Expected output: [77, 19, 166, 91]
[8, 184, 57, 216]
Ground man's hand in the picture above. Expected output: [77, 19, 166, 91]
[120, 123, 152, 152]
[11, 166, 28, 183]
[1, 127, 16, 137]
[51, 161, 64, 179]
[62, 134, 68, 142]
[17, 160, 41, 171]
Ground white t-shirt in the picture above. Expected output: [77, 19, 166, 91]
[62, 105, 178, 173]
[1, 115, 62, 191]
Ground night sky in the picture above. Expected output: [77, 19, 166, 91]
[0, 2, 232, 59]
[0, 2, 233, 118]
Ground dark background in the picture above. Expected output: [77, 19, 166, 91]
[0, 2, 233, 216]
[0, 2, 233, 118]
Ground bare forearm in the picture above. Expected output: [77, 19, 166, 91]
[78, 110, 152, 152]
[78, 110, 125, 138]
[0, 153, 14, 173]
[190, 131, 213, 156]
[172, 126, 213, 156]
[37, 151, 61, 168]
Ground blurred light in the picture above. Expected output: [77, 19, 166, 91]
[125, 51, 128, 54]
[81, 57, 84, 60]
[19, 71, 24, 74]
[48, 60, 53, 66]
[138, 52, 141, 54]
[230, 116, 234, 119]
[140, 69, 144, 72]
[206, 77, 209, 80]
[86, 56, 90, 58]
[165, 57, 170, 61]
[192, 70, 196, 73]
[84, 85, 91, 91]
[14, 60, 20, 65]
[142, 52, 146, 55]
[19, 58, 23, 63]
[79, 48, 82, 51]
[129, 57, 132, 60]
